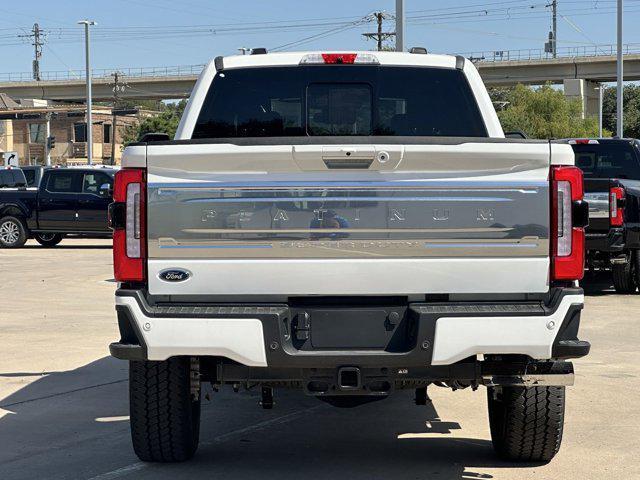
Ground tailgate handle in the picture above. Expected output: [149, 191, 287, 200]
[323, 158, 373, 169]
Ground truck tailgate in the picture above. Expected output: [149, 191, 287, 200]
[584, 178, 612, 233]
[145, 141, 553, 295]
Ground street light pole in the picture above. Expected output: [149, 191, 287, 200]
[78, 20, 96, 164]
[616, 0, 624, 137]
[595, 85, 605, 138]
[395, 0, 404, 52]
[45, 113, 51, 166]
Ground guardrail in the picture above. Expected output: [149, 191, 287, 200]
[0, 64, 206, 82]
[462, 43, 640, 62]
[2, 43, 640, 82]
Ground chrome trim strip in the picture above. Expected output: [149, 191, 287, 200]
[424, 242, 538, 249]
[151, 181, 546, 191]
[181, 196, 513, 203]
[159, 244, 273, 249]
[156, 241, 538, 250]
[181, 227, 514, 234]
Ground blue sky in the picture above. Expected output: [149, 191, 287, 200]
[0, 0, 637, 74]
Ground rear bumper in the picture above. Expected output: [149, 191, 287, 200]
[586, 228, 624, 253]
[110, 288, 589, 368]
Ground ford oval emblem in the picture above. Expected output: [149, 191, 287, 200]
[159, 269, 191, 282]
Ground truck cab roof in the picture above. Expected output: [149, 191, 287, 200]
[214, 50, 465, 70]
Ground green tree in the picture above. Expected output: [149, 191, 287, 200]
[602, 85, 640, 138]
[492, 84, 602, 139]
[122, 100, 187, 146]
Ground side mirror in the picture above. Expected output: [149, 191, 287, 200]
[100, 183, 113, 197]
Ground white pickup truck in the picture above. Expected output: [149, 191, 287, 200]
[109, 50, 590, 464]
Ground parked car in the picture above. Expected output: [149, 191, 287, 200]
[0, 167, 28, 189]
[0, 167, 115, 247]
[567, 138, 640, 292]
[109, 50, 590, 464]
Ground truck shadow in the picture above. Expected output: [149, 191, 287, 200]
[0, 357, 541, 480]
[581, 271, 617, 296]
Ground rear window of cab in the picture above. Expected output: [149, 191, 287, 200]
[573, 143, 640, 180]
[192, 66, 488, 138]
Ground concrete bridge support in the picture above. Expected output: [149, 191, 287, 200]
[563, 79, 602, 119]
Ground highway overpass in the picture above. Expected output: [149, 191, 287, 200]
[0, 74, 197, 102]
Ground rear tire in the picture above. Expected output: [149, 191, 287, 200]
[612, 254, 637, 294]
[488, 386, 565, 463]
[34, 233, 63, 247]
[129, 357, 201, 462]
[0, 216, 27, 248]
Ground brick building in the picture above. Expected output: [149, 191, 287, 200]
[0, 95, 146, 165]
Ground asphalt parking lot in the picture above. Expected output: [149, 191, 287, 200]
[1, 239, 639, 480]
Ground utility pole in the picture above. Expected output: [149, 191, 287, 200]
[78, 20, 96, 165]
[617, 0, 624, 137]
[362, 12, 395, 51]
[395, 0, 405, 52]
[545, 1, 557, 58]
[552, 0, 557, 58]
[18, 23, 44, 81]
[110, 72, 121, 165]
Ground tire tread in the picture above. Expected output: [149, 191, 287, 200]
[129, 358, 200, 462]
[488, 386, 565, 463]
[612, 259, 637, 294]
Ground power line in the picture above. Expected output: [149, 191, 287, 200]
[1, 2, 640, 54]
[270, 14, 374, 52]
[1, 2, 639, 47]
[406, 5, 640, 26]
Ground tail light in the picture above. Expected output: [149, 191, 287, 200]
[551, 166, 588, 281]
[610, 186, 625, 227]
[110, 168, 146, 282]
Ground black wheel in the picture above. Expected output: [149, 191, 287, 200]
[34, 232, 63, 247]
[129, 357, 201, 462]
[488, 386, 565, 463]
[612, 254, 637, 294]
[0, 216, 28, 248]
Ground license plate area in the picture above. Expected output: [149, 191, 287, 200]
[290, 306, 413, 351]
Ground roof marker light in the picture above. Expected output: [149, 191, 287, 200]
[568, 139, 599, 145]
[300, 53, 379, 65]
